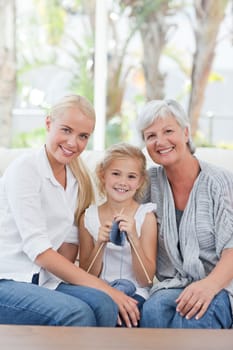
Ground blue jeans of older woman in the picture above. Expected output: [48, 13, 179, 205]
[0, 279, 118, 326]
[140, 288, 232, 328]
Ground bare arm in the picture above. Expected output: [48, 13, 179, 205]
[131, 212, 157, 286]
[207, 248, 233, 289]
[79, 214, 106, 276]
[58, 243, 79, 263]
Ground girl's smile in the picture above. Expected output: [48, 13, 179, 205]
[103, 157, 143, 203]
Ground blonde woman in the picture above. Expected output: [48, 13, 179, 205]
[0, 95, 139, 327]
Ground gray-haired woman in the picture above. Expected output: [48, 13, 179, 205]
[137, 99, 233, 328]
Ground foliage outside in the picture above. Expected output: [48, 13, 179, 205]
[0, 0, 232, 148]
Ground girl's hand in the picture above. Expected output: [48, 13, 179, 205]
[176, 278, 218, 320]
[114, 214, 138, 241]
[97, 220, 112, 244]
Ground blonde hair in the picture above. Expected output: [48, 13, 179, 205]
[49, 94, 96, 224]
[96, 142, 148, 201]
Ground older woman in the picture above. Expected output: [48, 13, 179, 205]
[136, 99, 233, 328]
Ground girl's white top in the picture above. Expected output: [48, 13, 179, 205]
[84, 203, 157, 299]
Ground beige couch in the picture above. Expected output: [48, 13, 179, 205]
[0, 147, 233, 177]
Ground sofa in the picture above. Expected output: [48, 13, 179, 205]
[1, 147, 233, 178]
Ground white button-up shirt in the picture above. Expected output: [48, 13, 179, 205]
[0, 146, 78, 285]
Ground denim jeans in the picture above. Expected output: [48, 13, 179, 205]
[108, 279, 136, 296]
[140, 288, 232, 328]
[0, 279, 118, 327]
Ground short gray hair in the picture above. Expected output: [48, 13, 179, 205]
[136, 99, 195, 154]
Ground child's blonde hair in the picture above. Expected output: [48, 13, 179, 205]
[49, 94, 96, 224]
[96, 142, 148, 201]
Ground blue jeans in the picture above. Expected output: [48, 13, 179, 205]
[108, 279, 145, 327]
[140, 288, 232, 328]
[0, 279, 118, 327]
[109, 279, 136, 296]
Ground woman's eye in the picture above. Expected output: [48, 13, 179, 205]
[165, 129, 173, 134]
[112, 172, 120, 176]
[79, 134, 89, 140]
[62, 128, 71, 134]
[146, 134, 155, 141]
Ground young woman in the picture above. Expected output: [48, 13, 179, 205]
[136, 99, 233, 328]
[79, 143, 157, 326]
[0, 95, 139, 327]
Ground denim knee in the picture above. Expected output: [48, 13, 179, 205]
[140, 289, 182, 328]
[141, 288, 232, 329]
[109, 279, 136, 296]
[174, 289, 232, 329]
[56, 283, 118, 327]
[0, 280, 97, 326]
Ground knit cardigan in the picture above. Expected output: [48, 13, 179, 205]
[143, 159, 233, 315]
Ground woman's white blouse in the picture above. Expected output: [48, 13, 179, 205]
[0, 146, 78, 284]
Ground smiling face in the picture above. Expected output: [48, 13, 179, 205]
[45, 106, 95, 170]
[102, 157, 144, 203]
[143, 115, 189, 167]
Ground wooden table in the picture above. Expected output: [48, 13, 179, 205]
[0, 325, 233, 350]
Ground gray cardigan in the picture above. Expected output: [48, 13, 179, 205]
[143, 159, 233, 314]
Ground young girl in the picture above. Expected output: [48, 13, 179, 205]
[0, 95, 139, 328]
[79, 143, 157, 325]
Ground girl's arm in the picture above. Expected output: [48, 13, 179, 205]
[117, 211, 157, 287]
[57, 243, 79, 263]
[131, 212, 157, 286]
[78, 214, 105, 276]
